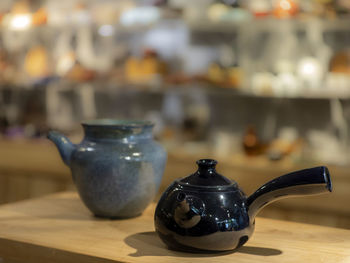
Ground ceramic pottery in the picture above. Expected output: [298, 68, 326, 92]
[48, 119, 167, 218]
[155, 159, 332, 252]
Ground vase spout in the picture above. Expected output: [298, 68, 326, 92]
[47, 131, 76, 166]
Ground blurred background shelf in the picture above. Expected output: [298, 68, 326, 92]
[3, 82, 350, 99]
[187, 17, 350, 33]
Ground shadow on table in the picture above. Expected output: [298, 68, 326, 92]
[124, 231, 282, 258]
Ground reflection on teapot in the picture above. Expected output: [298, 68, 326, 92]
[174, 192, 204, 229]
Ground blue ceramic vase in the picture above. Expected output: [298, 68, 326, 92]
[48, 119, 167, 218]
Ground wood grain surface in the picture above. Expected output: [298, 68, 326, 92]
[0, 192, 349, 263]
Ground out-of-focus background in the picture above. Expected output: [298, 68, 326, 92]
[1, 0, 350, 228]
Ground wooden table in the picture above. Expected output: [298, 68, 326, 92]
[0, 192, 350, 263]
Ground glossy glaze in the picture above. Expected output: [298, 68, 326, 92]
[48, 120, 167, 218]
[155, 159, 332, 252]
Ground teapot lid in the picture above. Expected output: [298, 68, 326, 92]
[179, 159, 233, 186]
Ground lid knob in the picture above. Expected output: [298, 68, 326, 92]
[179, 159, 233, 186]
[196, 159, 217, 178]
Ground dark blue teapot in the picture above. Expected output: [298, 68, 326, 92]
[154, 159, 332, 252]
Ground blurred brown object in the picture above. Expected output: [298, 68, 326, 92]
[66, 62, 96, 82]
[329, 50, 350, 75]
[226, 67, 243, 88]
[32, 7, 47, 26]
[0, 12, 4, 24]
[309, 0, 337, 18]
[0, 51, 8, 72]
[24, 46, 50, 79]
[273, 0, 299, 18]
[125, 49, 167, 84]
[125, 56, 142, 82]
[207, 63, 243, 88]
[182, 117, 203, 141]
[160, 126, 177, 143]
[337, 0, 350, 11]
[207, 63, 226, 84]
[268, 138, 303, 161]
[11, 0, 30, 14]
[0, 52, 16, 84]
[164, 72, 192, 84]
[243, 125, 266, 156]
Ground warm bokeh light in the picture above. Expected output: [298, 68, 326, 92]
[5, 14, 32, 30]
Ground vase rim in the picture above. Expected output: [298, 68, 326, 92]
[81, 119, 154, 128]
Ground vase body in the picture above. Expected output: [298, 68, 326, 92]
[50, 120, 167, 218]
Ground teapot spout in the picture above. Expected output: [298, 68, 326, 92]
[247, 166, 332, 223]
[47, 131, 76, 166]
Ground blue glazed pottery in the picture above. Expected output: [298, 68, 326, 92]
[155, 159, 332, 252]
[48, 119, 167, 218]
